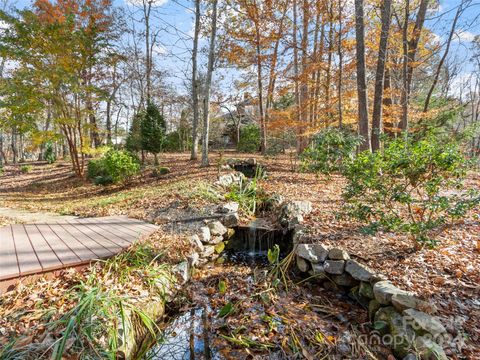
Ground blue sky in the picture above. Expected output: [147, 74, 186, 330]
[8, 0, 480, 99]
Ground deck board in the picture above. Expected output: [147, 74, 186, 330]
[0, 217, 159, 282]
[0, 226, 20, 280]
[12, 225, 42, 275]
[23, 225, 63, 270]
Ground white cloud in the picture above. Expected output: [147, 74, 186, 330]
[456, 30, 476, 42]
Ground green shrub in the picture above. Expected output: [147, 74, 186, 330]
[237, 124, 260, 153]
[44, 142, 56, 164]
[0, 166, 3, 175]
[301, 127, 361, 175]
[87, 150, 140, 185]
[20, 164, 31, 173]
[225, 173, 268, 215]
[342, 134, 479, 246]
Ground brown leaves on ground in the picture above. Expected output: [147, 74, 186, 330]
[1, 152, 479, 357]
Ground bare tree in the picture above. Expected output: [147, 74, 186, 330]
[354, 0, 370, 151]
[371, 0, 392, 151]
[201, 0, 219, 166]
[190, 0, 201, 160]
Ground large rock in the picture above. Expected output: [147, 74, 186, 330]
[333, 273, 358, 287]
[391, 293, 437, 314]
[278, 200, 313, 227]
[373, 281, 412, 305]
[402, 309, 447, 336]
[414, 336, 448, 360]
[215, 172, 245, 187]
[374, 306, 415, 357]
[198, 226, 211, 244]
[188, 234, 204, 253]
[389, 310, 416, 358]
[208, 220, 228, 236]
[173, 261, 190, 284]
[217, 202, 239, 213]
[201, 245, 215, 258]
[359, 281, 374, 299]
[324, 260, 345, 274]
[328, 248, 350, 260]
[295, 243, 329, 263]
[308, 263, 328, 279]
[296, 256, 309, 273]
[222, 212, 239, 227]
[345, 259, 376, 282]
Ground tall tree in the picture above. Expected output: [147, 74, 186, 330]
[371, 0, 392, 151]
[201, 0, 219, 166]
[354, 0, 370, 151]
[190, 0, 200, 160]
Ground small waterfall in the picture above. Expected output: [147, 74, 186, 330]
[225, 218, 293, 264]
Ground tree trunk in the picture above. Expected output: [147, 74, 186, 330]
[292, 0, 301, 153]
[201, 0, 218, 166]
[371, 0, 392, 151]
[423, 3, 463, 113]
[338, 0, 343, 128]
[190, 0, 201, 160]
[354, 0, 370, 151]
[399, 0, 410, 132]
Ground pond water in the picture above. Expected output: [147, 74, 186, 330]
[145, 307, 221, 360]
[145, 219, 293, 359]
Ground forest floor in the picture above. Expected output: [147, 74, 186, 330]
[0, 151, 479, 359]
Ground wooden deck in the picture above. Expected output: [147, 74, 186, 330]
[0, 216, 158, 282]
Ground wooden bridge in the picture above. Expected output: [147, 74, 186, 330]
[0, 216, 158, 291]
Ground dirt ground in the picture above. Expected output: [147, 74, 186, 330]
[0, 151, 479, 358]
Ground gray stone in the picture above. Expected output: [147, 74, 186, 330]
[359, 281, 374, 299]
[345, 259, 376, 281]
[198, 226, 211, 244]
[389, 311, 416, 358]
[215, 172, 245, 187]
[217, 202, 239, 214]
[208, 220, 228, 236]
[370, 273, 389, 284]
[402, 309, 447, 336]
[187, 252, 200, 267]
[206, 235, 224, 245]
[374, 306, 399, 335]
[328, 248, 350, 260]
[296, 256, 309, 272]
[308, 263, 328, 279]
[392, 293, 437, 314]
[188, 234, 204, 252]
[324, 260, 345, 274]
[414, 336, 448, 360]
[402, 355, 417, 360]
[373, 281, 412, 305]
[173, 261, 190, 284]
[295, 243, 329, 263]
[222, 212, 239, 227]
[374, 306, 415, 357]
[278, 200, 313, 227]
[201, 245, 215, 258]
[333, 273, 358, 287]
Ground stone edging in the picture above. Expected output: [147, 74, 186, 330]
[294, 238, 450, 360]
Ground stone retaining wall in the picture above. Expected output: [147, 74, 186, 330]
[294, 239, 450, 360]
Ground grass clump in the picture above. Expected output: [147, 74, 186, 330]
[20, 164, 32, 173]
[1, 242, 176, 359]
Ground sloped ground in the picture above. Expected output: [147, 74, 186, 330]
[0, 152, 479, 358]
